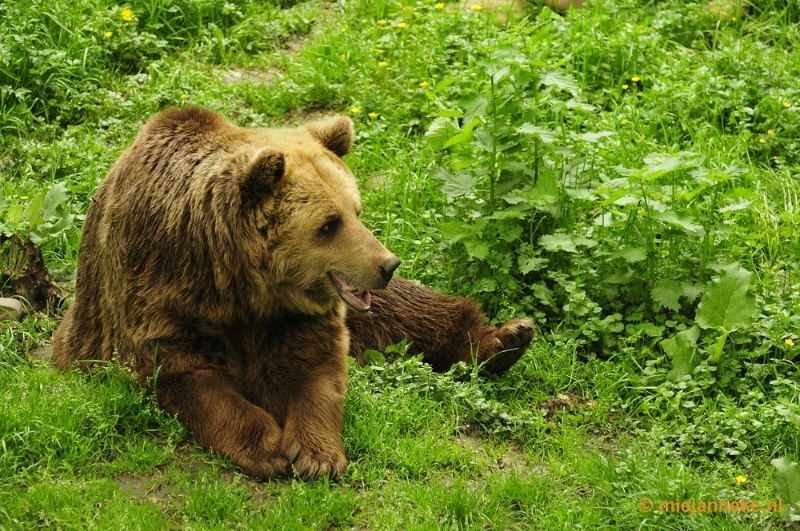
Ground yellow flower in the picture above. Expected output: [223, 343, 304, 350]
[631, 76, 641, 82]
[787, 338, 795, 346]
[351, 107, 361, 114]
[21, 195, 29, 200]
[735, 475, 747, 484]
[379, 61, 388, 67]
[397, 22, 407, 28]
[121, 8, 132, 21]
[419, 81, 429, 88]
[378, 19, 387, 25]
[368, 112, 378, 119]
[621, 118, 629, 124]
[473, 4, 483, 11]
[622, 84, 629, 90]
[341, 28, 346, 33]
[731, 16, 737, 21]
[435, 3, 445, 8]
[768, 129, 775, 135]
[636, 135, 645, 143]
[180, 94, 187, 99]
[637, 208, 643, 215]
[759, 138, 767, 144]
[104, 31, 113, 38]
[783, 101, 792, 108]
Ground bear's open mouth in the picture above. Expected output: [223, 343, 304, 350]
[329, 271, 371, 312]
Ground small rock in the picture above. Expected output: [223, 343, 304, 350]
[0, 298, 25, 321]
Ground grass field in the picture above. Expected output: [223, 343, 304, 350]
[1, 0, 799, 529]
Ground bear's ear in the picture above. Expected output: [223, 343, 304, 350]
[306, 116, 354, 158]
[241, 148, 285, 202]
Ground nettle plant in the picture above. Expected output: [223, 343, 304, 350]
[425, 42, 760, 375]
[424, 43, 591, 324]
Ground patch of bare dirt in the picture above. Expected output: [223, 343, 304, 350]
[537, 392, 597, 420]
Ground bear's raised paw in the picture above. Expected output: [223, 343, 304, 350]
[481, 318, 536, 374]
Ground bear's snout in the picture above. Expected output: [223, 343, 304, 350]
[379, 254, 401, 284]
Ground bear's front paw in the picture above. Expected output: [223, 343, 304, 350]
[482, 318, 536, 374]
[232, 429, 290, 479]
[282, 436, 348, 481]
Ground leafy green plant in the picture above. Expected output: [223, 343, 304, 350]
[772, 456, 800, 521]
[0, 182, 75, 247]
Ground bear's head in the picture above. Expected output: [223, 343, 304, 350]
[230, 116, 400, 318]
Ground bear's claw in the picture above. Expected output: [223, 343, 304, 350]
[482, 318, 536, 374]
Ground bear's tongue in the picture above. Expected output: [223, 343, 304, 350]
[329, 271, 371, 312]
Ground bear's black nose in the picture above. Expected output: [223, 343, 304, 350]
[380, 254, 401, 283]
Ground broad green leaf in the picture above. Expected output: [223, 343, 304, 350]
[439, 221, 468, 242]
[517, 124, 557, 143]
[30, 213, 75, 246]
[519, 256, 547, 274]
[490, 207, 528, 220]
[39, 182, 70, 221]
[498, 223, 523, 243]
[641, 151, 702, 179]
[439, 173, 478, 198]
[425, 117, 459, 151]
[472, 130, 496, 152]
[432, 76, 460, 93]
[718, 200, 754, 213]
[498, 160, 535, 177]
[461, 95, 489, 125]
[541, 71, 580, 96]
[442, 128, 475, 150]
[696, 264, 757, 331]
[580, 131, 615, 143]
[539, 234, 577, 253]
[566, 99, 596, 112]
[652, 279, 682, 312]
[772, 457, 800, 520]
[652, 209, 706, 237]
[362, 350, 386, 366]
[681, 281, 706, 303]
[24, 188, 48, 230]
[464, 237, 489, 260]
[604, 270, 633, 284]
[633, 322, 664, 337]
[573, 236, 598, 248]
[6, 204, 24, 224]
[610, 247, 647, 263]
[664, 325, 701, 382]
[564, 188, 596, 200]
[472, 278, 497, 292]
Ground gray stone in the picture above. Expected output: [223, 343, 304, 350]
[0, 298, 25, 321]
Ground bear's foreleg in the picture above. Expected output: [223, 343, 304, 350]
[280, 375, 348, 480]
[346, 277, 535, 373]
[154, 363, 289, 479]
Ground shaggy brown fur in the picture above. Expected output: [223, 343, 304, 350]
[52, 106, 534, 480]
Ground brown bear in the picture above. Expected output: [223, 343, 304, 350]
[52, 106, 534, 480]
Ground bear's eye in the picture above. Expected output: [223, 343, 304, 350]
[319, 217, 342, 236]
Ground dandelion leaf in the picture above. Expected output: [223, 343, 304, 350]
[771, 457, 800, 521]
[696, 264, 756, 331]
[664, 325, 701, 382]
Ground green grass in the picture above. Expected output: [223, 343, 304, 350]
[1, 0, 799, 529]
